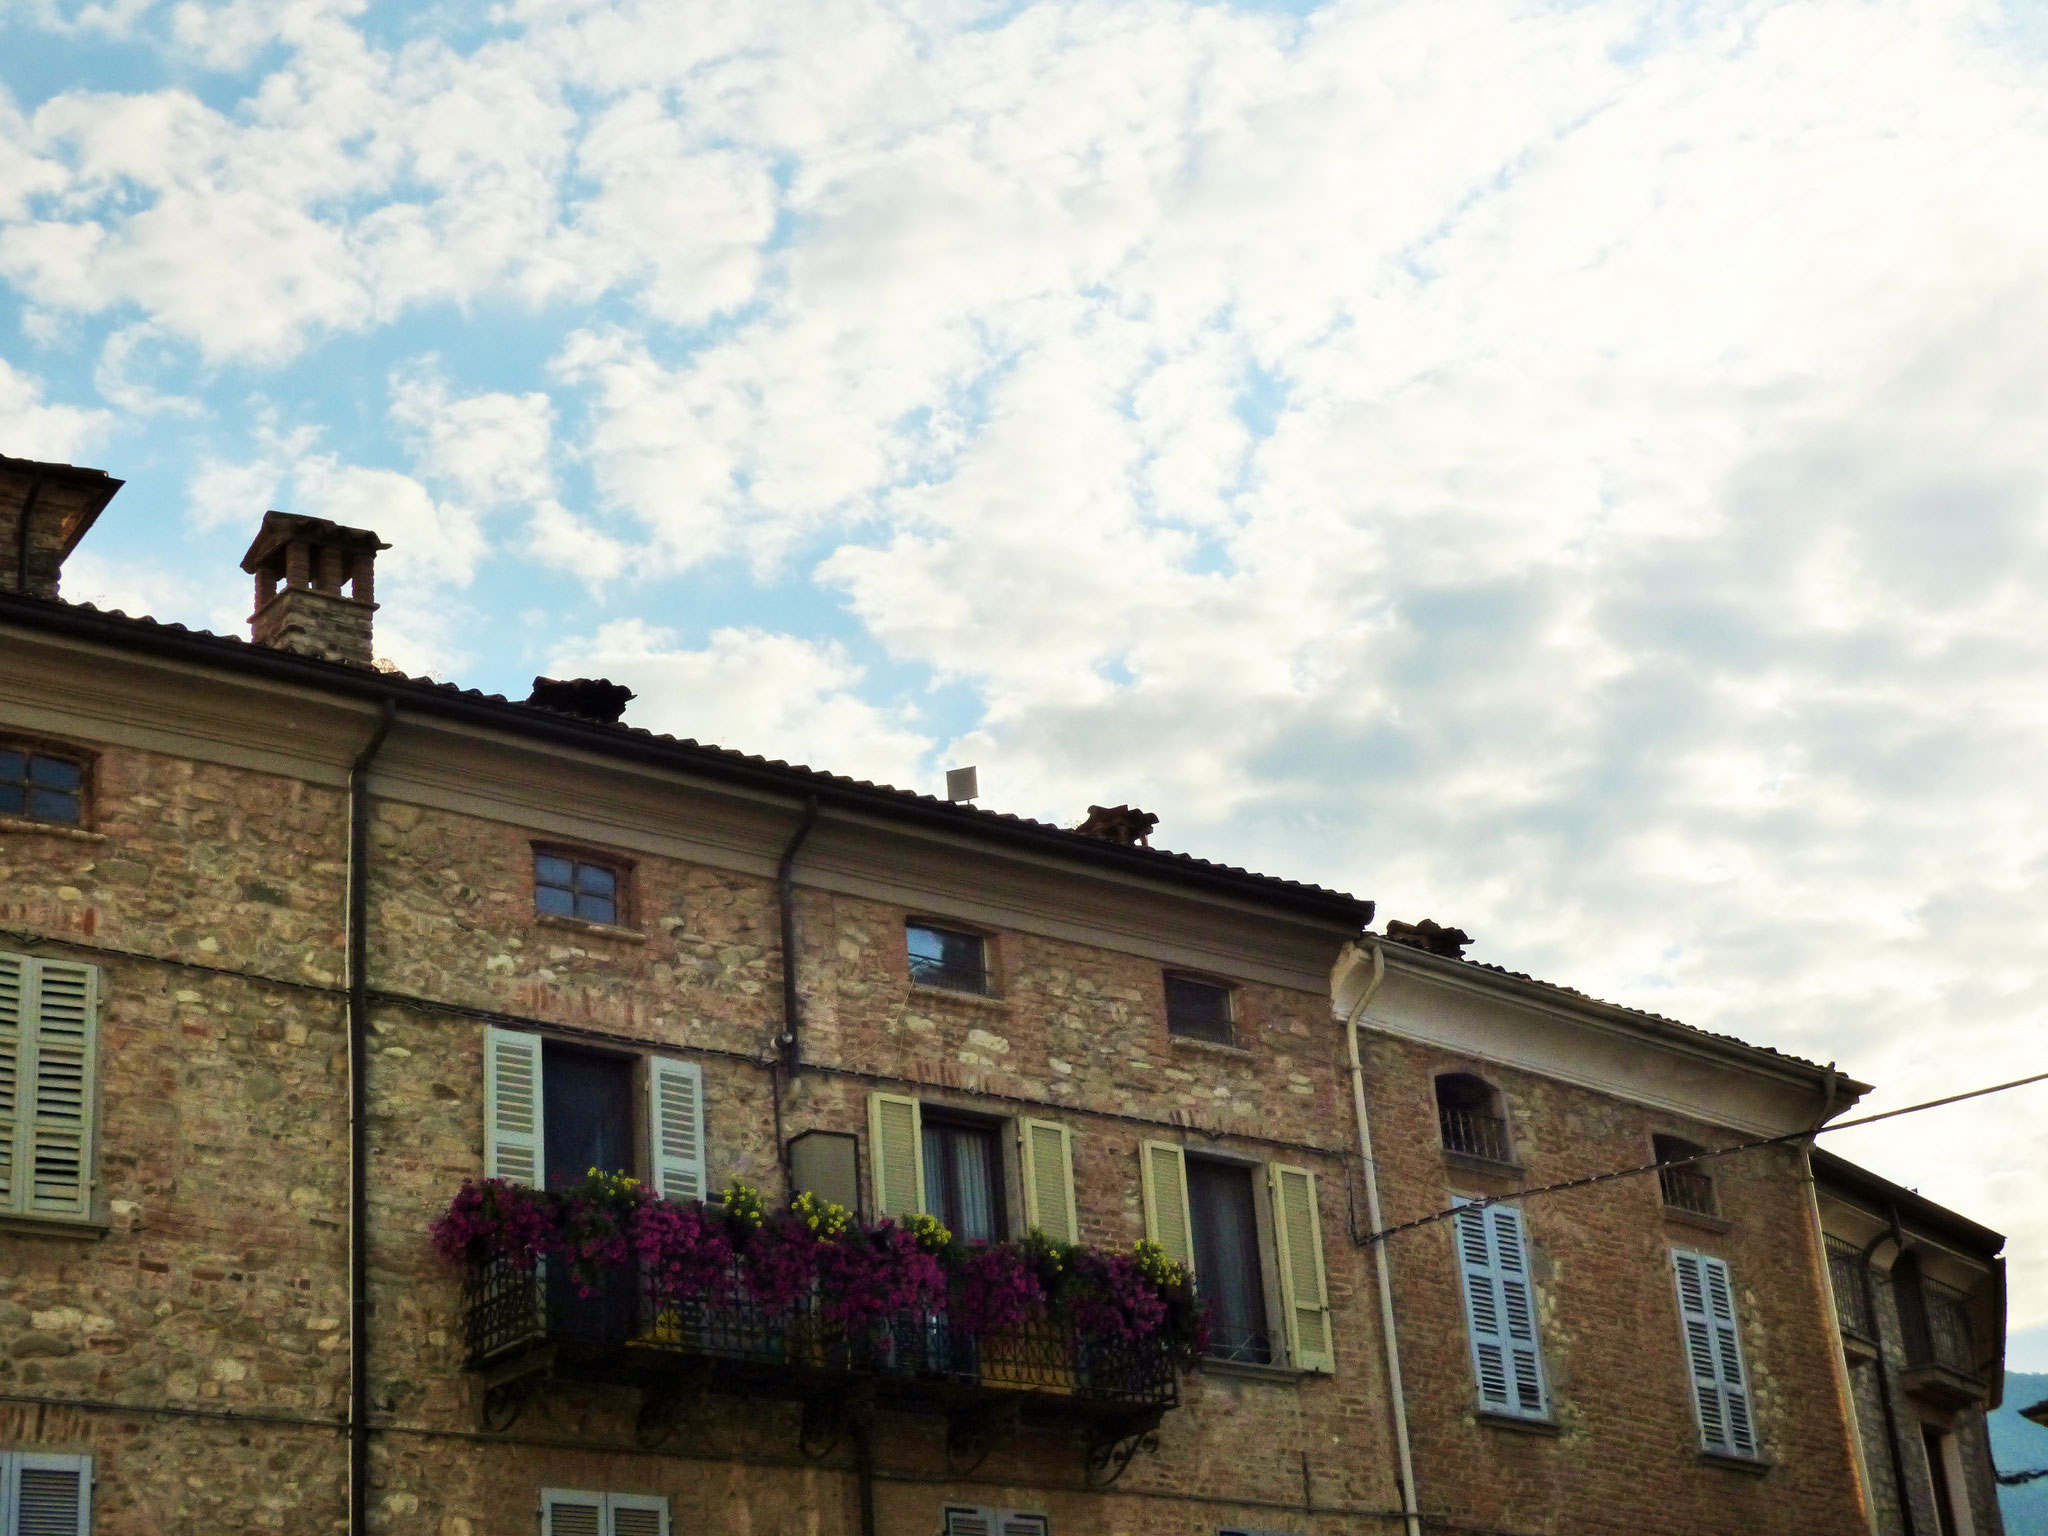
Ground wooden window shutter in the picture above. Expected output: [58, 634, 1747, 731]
[483, 1027, 545, 1187]
[1673, 1249, 1757, 1458]
[1454, 1199, 1549, 1419]
[1268, 1163, 1335, 1373]
[1019, 1117, 1078, 1243]
[540, 1489, 605, 1536]
[6, 1452, 93, 1536]
[647, 1057, 705, 1201]
[996, 1514, 1050, 1536]
[1140, 1140, 1194, 1270]
[943, 1506, 995, 1536]
[867, 1092, 925, 1219]
[2, 955, 99, 1220]
[606, 1492, 671, 1536]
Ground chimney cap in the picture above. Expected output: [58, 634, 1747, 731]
[525, 675, 635, 724]
[1075, 804, 1159, 847]
[240, 510, 390, 574]
[1383, 918, 1471, 960]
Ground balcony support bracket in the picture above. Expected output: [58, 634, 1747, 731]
[1083, 1407, 1165, 1487]
[800, 1383, 872, 1462]
[477, 1345, 554, 1434]
[946, 1398, 1021, 1476]
[634, 1360, 714, 1450]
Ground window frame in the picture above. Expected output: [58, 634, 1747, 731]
[531, 843, 634, 930]
[1434, 1072, 1515, 1165]
[1163, 972, 1237, 1046]
[1, 1449, 94, 1535]
[918, 1107, 1009, 1243]
[1652, 1133, 1719, 1218]
[0, 738, 94, 831]
[904, 919, 995, 997]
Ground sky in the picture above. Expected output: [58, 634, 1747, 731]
[4, 0, 2047, 1370]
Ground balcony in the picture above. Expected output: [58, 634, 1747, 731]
[461, 1255, 1181, 1482]
[1823, 1236, 1876, 1345]
[1439, 1106, 1513, 1164]
[1898, 1273, 1986, 1409]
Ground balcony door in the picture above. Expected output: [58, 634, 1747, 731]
[1187, 1157, 1272, 1365]
[541, 1044, 638, 1339]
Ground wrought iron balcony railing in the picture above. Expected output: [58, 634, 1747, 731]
[460, 1254, 1181, 1482]
[1823, 1235, 1875, 1341]
[1900, 1274, 1977, 1379]
[1439, 1107, 1513, 1163]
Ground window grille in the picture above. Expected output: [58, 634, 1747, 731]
[1436, 1075, 1511, 1162]
[1164, 974, 1234, 1044]
[1653, 1135, 1718, 1217]
[1823, 1235, 1874, 1340]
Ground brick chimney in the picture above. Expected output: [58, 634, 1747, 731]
[0, 454, 124, 599]
[240, 511, 389, 667]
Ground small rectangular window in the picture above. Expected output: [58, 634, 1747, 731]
[541, 1489, 670, 1536]
[0, 746, 87, 827]
[534, 849, 625, 926]
[1164, 974, 1234, 1044]
[906, 922, 990, 995]
[1, 1449, 93, 1534]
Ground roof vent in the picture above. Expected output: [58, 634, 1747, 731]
[241, 511, 388, 667]
[525, 676, 635, 724]
[1384, 918, 1471, 960]
[1075, 804, 1158, 847]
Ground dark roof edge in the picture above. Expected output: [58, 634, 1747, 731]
[0, 594, 1376, 929]
[1810, 1146, 2005, 1256]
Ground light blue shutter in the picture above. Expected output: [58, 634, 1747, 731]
[1454, 1199, 1549, 1419]
[6, 1451, 93, 1535]
[1673, 1249, 1757, 1457]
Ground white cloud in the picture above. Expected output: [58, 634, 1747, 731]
[0, 358, 113, 461]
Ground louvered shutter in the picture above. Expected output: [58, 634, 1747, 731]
[1019, 1117, 1078, 1243]
[1454, 1199, 1549, 1419]
[1140, 1140, 1194, 1269]
[868, 1092, 925, 1218]
[483, 1027, 545, 1187]
[1673, 1249, 1758, 1458]
[0, 953, 22, 1213]
[944, 1506, 995, 1536]
[607, 1492, 671, 1536]
[9, 957, 98, 1220]
[7, 1452, 92, 1536]
[647, 1057, 705, 1201]
[541, 1489, 605, 1536]
[1268, 1164, 1335, 1373]
[996, 1513, 1050, 1536]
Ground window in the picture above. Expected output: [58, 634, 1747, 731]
[1164, 974, 1234, 1045]
[0, 746, 86, 828]
[1654, 1135, 1717, 1216]
[534, 850, 625, 926]
[906, 922, 990, 995]
[942, 1506, 1048, 1536]
[1671, 1248, 1758, 1459]
[1454, 1199, 1549, 1421]
[1921, 1425, 1969, 1536]
[1, 1451, 92, 1534]
[1435, 1074, 1511, 1163]
[541, 1489, 669, 1536]
[0, 953, 100, 1224]
[483, 1027, 705, 1200]
[1141, 1141, 1334, 1373]
[922, 1114, 1005, 1243]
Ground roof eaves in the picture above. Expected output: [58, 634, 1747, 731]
[1809, 1146, 2005, 1255]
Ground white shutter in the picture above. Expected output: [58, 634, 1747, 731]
[0, 953, 22, 1213]
[1454, 1199, 1549, 1419]
[1268, 1164, 1335, 1373]
[484, 1027, 545, 1187]
[7, 1452, 92, 1536]
[944, 1507, 995, 1536]
[541, 1488, 605, 1536]
[1673, 1249, 1758, 1458]
[1019, 1117, 1078, 1243]
[868, 1092, 925, 1218]
[1140, 1140, 1194, 1270]
[997, 1514, 1050, 1536]
[9, 957, 98, 1220]
[647, 1057, 706, 1201]
[607, 1492, 671, 1536]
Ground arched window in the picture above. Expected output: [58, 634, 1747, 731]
[1435, 1074, 1511, 1162]
[1653, 1134, 1717, 1216]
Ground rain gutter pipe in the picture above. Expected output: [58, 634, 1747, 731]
[1341, 938, 1423, 1536]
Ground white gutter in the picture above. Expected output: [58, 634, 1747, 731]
[1337, 939, 1422, 1536]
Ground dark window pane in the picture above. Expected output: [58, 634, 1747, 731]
[1165, 975, 1233, 1043]
[1188, 1158, 1270, 1364]
[0, 750, 23, 780]
[535, 884, 576, 916]
[542, 1044, 636, 1188]
[922, 1119, 1001, 1243]
[0, 784, 22, 816]
[29, 789, 80, 824]
[535, 854, 574, 887]
[907, 923, 988, 993]
[28, 756, 82, 790]
[575, 863, 616, 896]
[574, 893, 617, 925]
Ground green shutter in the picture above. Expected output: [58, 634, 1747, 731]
[1019, 1117, 1077, 1243]
[868, 1092, 925, 1218]
[1140, 1140, 1193, 1269]
[1269, 1163, 1335, 1373]
[0, 954, 99, 1221]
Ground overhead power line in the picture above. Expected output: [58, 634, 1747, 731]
[1364, 1068, 2048, 1247]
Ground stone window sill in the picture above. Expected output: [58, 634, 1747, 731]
[1662, 1204, 1732, 1234]
[0, 815, 106, 843]
[1475, 1410, 1560, 1437]
[535, 912, 646, 944]
[1442, 1149, 1525, 1178]
[1699, 1451, 1771, 1475]
[907, 982, 1010, 1011]
[0, 1213, 109, 1240]
[1200, 1357, 1309, 1384]
[1168, 1033, 1251, 1057]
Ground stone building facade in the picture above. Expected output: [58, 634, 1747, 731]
[0, 455, 2008, 1536]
